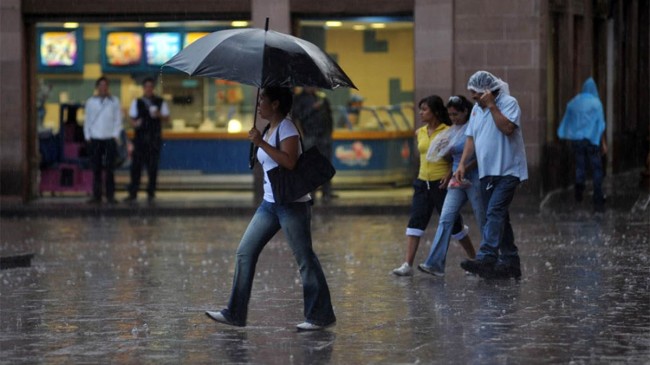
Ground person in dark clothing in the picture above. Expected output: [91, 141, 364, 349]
[124, 78, 169, 204]
[292, 87, 336, 201]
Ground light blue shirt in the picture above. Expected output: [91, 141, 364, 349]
[466, 94, 528, 181]
[449, 123, 478, 181]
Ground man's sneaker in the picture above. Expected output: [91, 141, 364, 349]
[460, 259, 495, 278]
[417, 264, 445, 277]
[392, 262, 413, 276]
[296, 321, 335, 331]
[205, 310, 244, 327]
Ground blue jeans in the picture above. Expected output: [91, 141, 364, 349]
[572, 139, 604, 205]
[422, 172, 485, 272]
[475, 176, 520, 268]
[223, 200, 335, 326]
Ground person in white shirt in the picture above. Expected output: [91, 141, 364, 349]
[83, 76, 123, 204]
[455, 71, 528, 279]
[205, 87, 336, 331]
[124, 77, 169, 204]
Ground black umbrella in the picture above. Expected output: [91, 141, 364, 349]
[163, 22, 356, 90]
[163, 19, 356, 168]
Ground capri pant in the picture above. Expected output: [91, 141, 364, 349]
[406, 179, 465, 238]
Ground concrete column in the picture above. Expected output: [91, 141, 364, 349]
[0, 0, 26, 198]
[414, 0, 453, 104]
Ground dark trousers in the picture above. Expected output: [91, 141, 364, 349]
[571, 139, 604, 205]
[407, 179, 464, 236]
[128, 142, 160, 198]
[476, 175, 520, 268]
[89, 138, 117, 200]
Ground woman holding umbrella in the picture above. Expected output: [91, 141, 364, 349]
[206, 87, 336, 331]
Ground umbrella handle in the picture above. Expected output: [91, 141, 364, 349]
[248, 17, 267, 169]
[248, 87, 262, 169]
[248, 143, 256, 169]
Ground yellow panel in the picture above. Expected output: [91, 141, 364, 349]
[324, 27, 414, 130]
[44, 103, 61, 132]
[326, 27, 414, 107]
[83, 63, 102, 79]
[84, 24, 100, 40]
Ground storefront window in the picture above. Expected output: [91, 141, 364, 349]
[35, 20, 257, 134]
[35, 17, 413, 135]
[33, 17, 417, 187]
[297, 17, 415, 131]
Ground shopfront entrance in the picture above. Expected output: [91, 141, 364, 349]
[34, 17, 416, 193]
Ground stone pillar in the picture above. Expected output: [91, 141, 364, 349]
[250, 0, 290, 204]
[0, 0, 27, 199]
[414, 0, 453, 105]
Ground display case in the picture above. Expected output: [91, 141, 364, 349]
[39, 104, 93, 195]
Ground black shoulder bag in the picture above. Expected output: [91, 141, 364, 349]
[266, 122, 336, 204]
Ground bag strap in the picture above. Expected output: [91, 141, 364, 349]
[85, 96, 111, 134]
[275, 120, 305, 152]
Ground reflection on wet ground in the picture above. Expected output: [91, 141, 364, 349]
[1, 207, 648, 364]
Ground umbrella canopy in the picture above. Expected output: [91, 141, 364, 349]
[163, 28, 356, 90]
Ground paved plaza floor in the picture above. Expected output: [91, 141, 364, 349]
[1, 171, 649, 364]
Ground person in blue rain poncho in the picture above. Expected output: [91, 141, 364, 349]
[557, 77, 608, 211]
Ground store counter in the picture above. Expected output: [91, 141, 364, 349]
[123, 130, 415, 188]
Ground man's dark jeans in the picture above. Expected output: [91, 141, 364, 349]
[475, 175, 521, 269]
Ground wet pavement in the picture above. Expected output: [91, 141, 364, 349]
[1, 171, 649, 364]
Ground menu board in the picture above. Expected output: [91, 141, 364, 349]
[145, 32, 182, 66]
[106, 32, 142, 66]
[100, 27, 222, 72]
[40, 31, 78, 66]
[38, 29, 84, 73]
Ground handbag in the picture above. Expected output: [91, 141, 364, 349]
[266, 122, 336, 204]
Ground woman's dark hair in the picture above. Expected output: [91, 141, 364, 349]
[262, 87, 293, 117]
[419, 95, 451, 125]
[446, 95, 474, 121]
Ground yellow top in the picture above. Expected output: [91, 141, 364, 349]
[416, 124, 451, 181]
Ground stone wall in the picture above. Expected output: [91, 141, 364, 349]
[1, 0, 26, 197]
[454, 0, 546, 194]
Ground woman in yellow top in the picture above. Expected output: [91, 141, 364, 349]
[393, 95, 476, 276]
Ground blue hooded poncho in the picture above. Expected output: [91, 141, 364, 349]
[557, 77, 606, 146]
